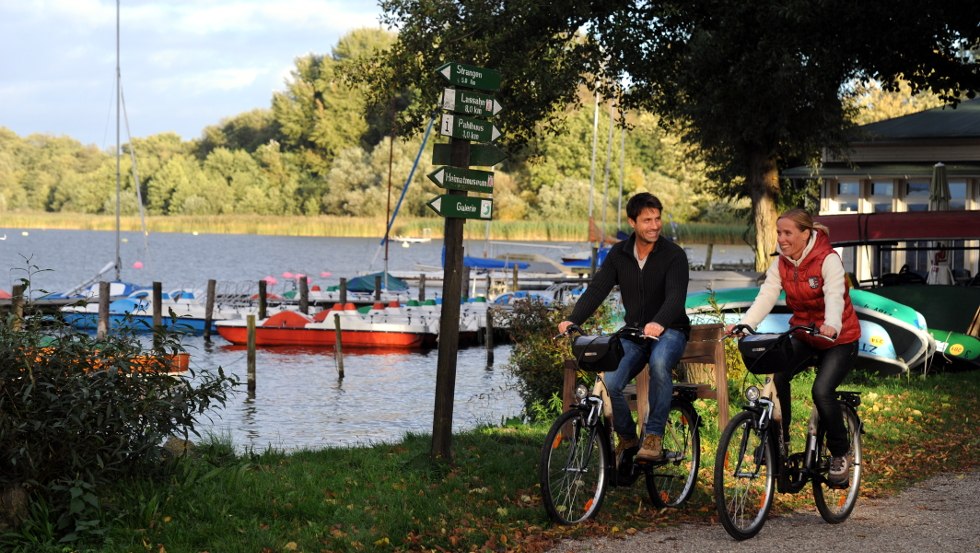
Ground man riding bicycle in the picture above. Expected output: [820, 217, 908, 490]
[558, 192, 691, 463]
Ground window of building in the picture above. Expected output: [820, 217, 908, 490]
[950, 180, 967, 210]
[905, 180, 930, 212]
[835, 181, 860, 212]
[869, 181, 894, 212]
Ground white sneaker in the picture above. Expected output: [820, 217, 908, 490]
[829, 455, 849, 485]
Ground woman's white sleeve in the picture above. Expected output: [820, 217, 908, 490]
[822, 255, 847, 332]
[739, 259, 782, 328]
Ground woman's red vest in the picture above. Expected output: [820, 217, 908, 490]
[779, 230, 861, 349]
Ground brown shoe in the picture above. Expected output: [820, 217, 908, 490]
[636, 434, 664, 462]
[615, 434, 639, 458]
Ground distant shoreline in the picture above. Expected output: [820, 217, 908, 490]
[0, 211, 750, 245]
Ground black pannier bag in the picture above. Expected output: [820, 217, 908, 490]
[571, 334, 624, 373]
[738, 333, 795, 374]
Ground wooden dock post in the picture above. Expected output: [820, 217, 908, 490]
[485, 307, 494, 366]
[152, 282, 163, 350]
[333, 313, 344, 378]
[374, 275, 382, 301]
[512, 264, 518, 292]
[258, 280, 267, 320]
[11, 284, 24, 331]
[705, 243, 714, 270]
[461, 265, 471, 300]
[299, 276, 309, 314]
[247, 314, 256, 397]
[419, 274, 426, 302]
[97, 281, 110, 340]
[204, 279, 216, 343]
[339, 278, 347, 304]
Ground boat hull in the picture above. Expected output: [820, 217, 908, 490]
[216, 324, 432, 348]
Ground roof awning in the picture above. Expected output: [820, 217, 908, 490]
[814, 211, 980, 246]
[782, 163, 980, 179]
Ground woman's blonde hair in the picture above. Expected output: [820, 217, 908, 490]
[778, 208, 829, 237]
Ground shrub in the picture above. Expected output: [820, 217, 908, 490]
[0, 310, 236, 545]
[506, 297, 617, 420]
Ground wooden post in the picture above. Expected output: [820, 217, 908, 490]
[299, 276, 309, 314]
[419, 274, 426, 302]
[247, 314, 256, 397]
[333, 313, 344, 378]
[461, 263, 471, 300]
[97, 281, 110, 340]
[11, 284, 24, 332]
[204, 279, 216, 343]
[705, 243, 714, 270]
[485, 273, 492, 300]
[511, 264, 518, 292]
[152, 282, 163, 350]
[339, 278, 347, 304]
[258, 280, 267, 320]
[485, 307, 494, 366]
[374, 275, 382, 301]
[431, 136, 469, 463]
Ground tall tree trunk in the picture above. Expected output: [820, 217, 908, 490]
[747, 153, 780, 272]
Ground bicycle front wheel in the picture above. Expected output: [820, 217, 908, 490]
[539, 409, 610, 524]
[714, 410, 775, 540]
[646, 401, 701, 508]
[813, 406, 862, 523]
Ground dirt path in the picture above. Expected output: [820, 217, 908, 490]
[547, 470, 979, 552]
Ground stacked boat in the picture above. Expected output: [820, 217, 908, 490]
[686, 286, 942, 375]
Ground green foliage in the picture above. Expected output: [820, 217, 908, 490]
[506, 298, 618, 419]
[0, 309, 236, 546]
[367, 0, 980, 271]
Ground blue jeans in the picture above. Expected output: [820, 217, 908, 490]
[602, 329, 688, 438]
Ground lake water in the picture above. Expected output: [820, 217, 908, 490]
[0, 227, 753, 452]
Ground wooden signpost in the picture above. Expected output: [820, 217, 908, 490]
[429, 62, 504, 462]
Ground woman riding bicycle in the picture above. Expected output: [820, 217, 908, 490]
[726, 208, 860, 485]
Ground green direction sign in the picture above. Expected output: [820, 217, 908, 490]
[436, 62, 501, 92]
[441, 88, 502, 117]
[426, 194, 494, 221]
[432, 143, 507, 167]
[440, 113, 501, 143]
[428, 166, 494, 194]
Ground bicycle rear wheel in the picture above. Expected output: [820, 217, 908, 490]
[714, 411, 775, 540]
[813, 406, 862, 523]
[646, 401, 701, 508]
[539, 409, 610, 524]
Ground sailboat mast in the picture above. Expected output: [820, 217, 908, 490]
[114, 0, 122, 282]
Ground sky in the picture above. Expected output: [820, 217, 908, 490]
[0, 0, 385, 148]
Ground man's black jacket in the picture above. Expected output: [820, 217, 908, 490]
[568, 233, 691, 337]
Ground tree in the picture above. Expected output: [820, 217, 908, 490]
[366, 0, 980, 270]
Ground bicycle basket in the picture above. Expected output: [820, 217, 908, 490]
[571, 334, 624, 373]
[738, 333, 794, 374]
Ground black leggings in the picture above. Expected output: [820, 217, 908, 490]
[773, 339, 858, 457]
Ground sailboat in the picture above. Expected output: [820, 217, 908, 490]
[43, 0, 147, 303]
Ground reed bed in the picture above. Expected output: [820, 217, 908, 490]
[0, 212, 749, 244]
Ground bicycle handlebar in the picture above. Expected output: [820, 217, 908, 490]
[727, 323, 838, 342]
[555, 324, 660, 341]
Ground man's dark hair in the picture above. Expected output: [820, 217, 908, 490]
[626, 192, 664, 221]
